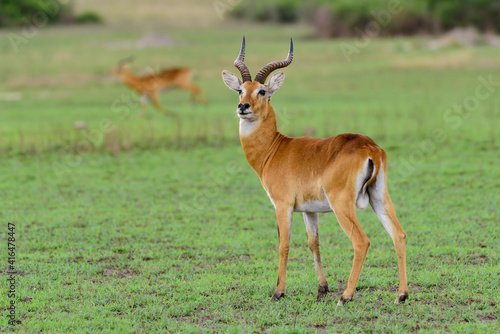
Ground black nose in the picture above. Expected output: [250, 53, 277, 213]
[238, 103, 250, 110]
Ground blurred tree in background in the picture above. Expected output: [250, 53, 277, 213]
[0, 0, 69, 27]
[231, 0, 304, 23]
[428, 0, 500, 33]
[0, 0, 102, 27]
[231, 0, 500, 37]
[310, 0, 431, 38]
[1, 0, 497, 34]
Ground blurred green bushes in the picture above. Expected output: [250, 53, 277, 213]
[0, 0, 67, 27]
[231, 0, 304, 23]
[428, 0, 500, 32]
[0, 0, 102, 27]
[231, 0, 500, 36]
[74, 11, 103, 24]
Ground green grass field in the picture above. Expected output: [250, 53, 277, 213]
[1, 2, 499, 332]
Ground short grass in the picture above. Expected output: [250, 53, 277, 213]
[0, 5, 500, 333]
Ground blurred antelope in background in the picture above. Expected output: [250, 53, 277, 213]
[222, 37, 408, 305]
[110, 58, 206, 116]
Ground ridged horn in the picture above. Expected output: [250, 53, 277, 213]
[234, 36, 252, 83]
[254, 38, 293, 84]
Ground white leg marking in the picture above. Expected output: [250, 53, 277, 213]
[303, 212, 321, 268]
[287, 207, 293, 241]
[303, 212, 319, 238]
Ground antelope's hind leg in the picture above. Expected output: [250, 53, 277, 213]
[368, 170, 409, 304]
[303, 212, 329, 301]
[327, 193, 371, 306]
[179, 83, 206, 105]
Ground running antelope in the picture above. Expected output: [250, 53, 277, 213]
[111, 58, 206, 116]
[221, 38, 408, 305]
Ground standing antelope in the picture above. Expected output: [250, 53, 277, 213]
[221, 38, 408, 305]
[110, 58, 206, 116]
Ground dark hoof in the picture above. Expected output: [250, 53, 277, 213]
[337, 295, 352, 306]
[270, 291, 284, 301]
[395, 292, 409, 304]
[316, 285, 329, 302]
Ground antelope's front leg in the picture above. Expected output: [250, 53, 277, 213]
[303, 212, 329, 301]
[271, 206, 293, 301]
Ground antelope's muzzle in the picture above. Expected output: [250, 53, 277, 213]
[238, 103, 250, 114]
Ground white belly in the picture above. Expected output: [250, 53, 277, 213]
[295, 199, 333, 213]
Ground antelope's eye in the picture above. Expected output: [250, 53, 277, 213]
[258, 90, 266, 96]
[237, 89, 242, 95]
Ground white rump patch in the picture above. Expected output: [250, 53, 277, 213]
[355, 158, 374, 210]
[367, 163, 394, 239]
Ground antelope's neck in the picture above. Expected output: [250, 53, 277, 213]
[239, 106, 284, 178]
[121, 71, 138, 87]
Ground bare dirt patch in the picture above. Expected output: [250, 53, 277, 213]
[102, 265, 139, 278]
[477, 314, 498, 322]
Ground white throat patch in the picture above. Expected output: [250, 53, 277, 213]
[239, 118, 261, 137]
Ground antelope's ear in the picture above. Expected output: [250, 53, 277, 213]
[267, 72, 285, 98]
[222, 71, 242, 92]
